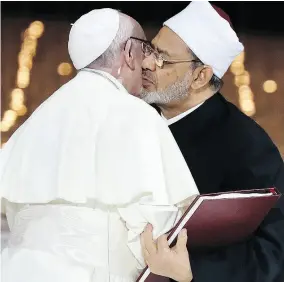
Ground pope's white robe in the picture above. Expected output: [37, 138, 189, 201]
[0, 70, 199, 282]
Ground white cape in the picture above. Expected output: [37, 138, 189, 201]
[0, 70, 198, 206]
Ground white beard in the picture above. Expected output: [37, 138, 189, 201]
[140, 73, 190, 105]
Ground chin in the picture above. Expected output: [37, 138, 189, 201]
[130, 92, 140, 98]
[128, 89, 141, 98]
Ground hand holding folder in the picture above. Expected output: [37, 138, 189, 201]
[137, 188, 281, 282]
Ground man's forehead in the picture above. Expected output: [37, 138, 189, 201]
[151, 26, 190, 57]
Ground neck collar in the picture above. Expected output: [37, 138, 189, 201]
[165, 93, 229, 139]
[80, 68, 128, 94]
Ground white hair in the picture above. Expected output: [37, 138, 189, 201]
[90, 13, 135, 68]
[140, 72, 191, 105]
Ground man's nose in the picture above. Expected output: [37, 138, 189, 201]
[142, 54, 156, 71]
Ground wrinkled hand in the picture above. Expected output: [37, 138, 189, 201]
[140, 224, 193, 282]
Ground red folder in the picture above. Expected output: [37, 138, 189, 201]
[136, 188, 281, 282]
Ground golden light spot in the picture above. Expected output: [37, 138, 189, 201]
[10, 88, 25, 111]
[0, 121, 10, 132]
[22, 39, 37, 56]
[230, 61, 245, 76]
[234, 71, 250, 87]
[18, 53, 33, 70]
[57, 62, 73, 76]
[18, 66, 30, 73]
[263, 80, 277, 93]
[17, 69, 30, 89]
[11, 88, 24, 101]
[10, 100, 24, 112]
[240, 99, 256, 117]
[3, 110, 18, 122]
[238, 85, 252, 96]
[16, 105, 28, 116]
[28, 21, 44, 38]
[2, 110, 17, 128]
[234, 51, 245, 64]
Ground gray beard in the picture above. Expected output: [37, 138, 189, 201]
[140, 73, 190, 105]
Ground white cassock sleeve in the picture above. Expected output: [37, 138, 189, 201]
[118, 201, 183, 269]
[115, 112, 198, 269]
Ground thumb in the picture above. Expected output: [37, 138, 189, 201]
[175, 229, 188, 252]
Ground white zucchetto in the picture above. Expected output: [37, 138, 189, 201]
[68, 8, 119, 70]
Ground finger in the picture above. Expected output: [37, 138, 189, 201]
[175, 229, 188, 252]
[157, 234, 170, 253]
[141, 233, 149, 254]
[140, 232, 145, 250]
[143, 224, 157, 255]
[141, 232, 150, 260]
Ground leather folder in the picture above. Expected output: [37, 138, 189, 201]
[136, 188, 281, 282]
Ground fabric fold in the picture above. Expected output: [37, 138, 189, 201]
[0, 70, 199, 206]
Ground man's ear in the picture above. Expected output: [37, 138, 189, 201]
[123, 40, 135, 71]
[191, 66, 213, 90]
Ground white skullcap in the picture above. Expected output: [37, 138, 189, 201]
[164, 1, 244, 78]
[68, 8, 119, 70]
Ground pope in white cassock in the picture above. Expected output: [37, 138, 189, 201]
[0, 8, 199, 282]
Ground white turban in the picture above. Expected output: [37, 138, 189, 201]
[164, 1, 244, 78]
[68, 8, 119, 70]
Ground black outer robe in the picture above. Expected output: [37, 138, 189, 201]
[159, 93, 284, 282]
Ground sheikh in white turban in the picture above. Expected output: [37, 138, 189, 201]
[164, 1, 244, 78]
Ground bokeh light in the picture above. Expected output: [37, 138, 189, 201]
[263, 80, 277, 93]
[57, 62, 73, 76]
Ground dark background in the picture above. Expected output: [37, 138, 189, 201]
[2, 1, 284, 35]
[1, 1, 284, 153]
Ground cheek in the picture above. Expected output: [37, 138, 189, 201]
[156, 69, 178, 91]
[134, 71, 142, 84]
[132, 70, 143, 93]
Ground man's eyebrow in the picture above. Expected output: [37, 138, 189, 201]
[152, 43, 170, 57]
[157, 47, 170, 56]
